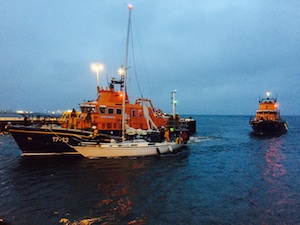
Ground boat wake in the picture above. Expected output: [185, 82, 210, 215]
[189, 135, 222, 144]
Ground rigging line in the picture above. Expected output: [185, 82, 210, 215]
[131, 13, 155, 101]
[130, 20, 143, 98]
[106, 73, 109, 87]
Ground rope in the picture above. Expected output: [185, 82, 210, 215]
[130, 22, 143, 98]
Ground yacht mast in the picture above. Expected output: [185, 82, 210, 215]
[122, 4, 132, 140]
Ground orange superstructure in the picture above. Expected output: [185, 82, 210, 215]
[60, 78, 168, 136]
[253, 95, 280, 122]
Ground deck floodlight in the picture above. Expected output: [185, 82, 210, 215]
[91, 63, 104, 87]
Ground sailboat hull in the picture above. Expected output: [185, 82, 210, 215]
[74, 141, 184, 158]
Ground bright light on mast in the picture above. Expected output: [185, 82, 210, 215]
[118, 67, 125, 76]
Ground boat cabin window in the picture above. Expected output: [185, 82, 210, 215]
[99, 107, 106, 114]
[132, 109, 136, 117]
[116, 108, 122, 115]
[108, 108, 114, 114]
[81, 106, 97, 113]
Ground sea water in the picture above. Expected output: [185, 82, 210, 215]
[1, 115, 300, 225]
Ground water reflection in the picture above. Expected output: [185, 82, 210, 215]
[264, 138, 286, 183]
[63, 154, 187, 225]
[90, 160, 145, 224]
[259, 137, 298, 223]
[12, 155, 188, 225]
[7, 157, 150, 224]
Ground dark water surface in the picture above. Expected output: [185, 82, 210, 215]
[1, 115, 300, 225]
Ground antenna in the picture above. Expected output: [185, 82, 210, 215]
[171, 90, 177, 117]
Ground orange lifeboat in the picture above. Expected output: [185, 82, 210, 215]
[249, 92, 288, 135]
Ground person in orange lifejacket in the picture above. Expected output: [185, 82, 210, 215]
[70, 108, 77, 129]
[164, 129, 170, 142]
[92, 125, 98, 138]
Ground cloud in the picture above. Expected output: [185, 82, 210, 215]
[1, 0, 300, 115]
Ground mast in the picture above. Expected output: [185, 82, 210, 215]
[122, 4, 133, 140]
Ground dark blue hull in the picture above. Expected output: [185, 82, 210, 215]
[8, 126, 111, 156]
[249, 120, 288, 136]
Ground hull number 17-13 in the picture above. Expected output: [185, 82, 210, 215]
[52, 136, 69, 143]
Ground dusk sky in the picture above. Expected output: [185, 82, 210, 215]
[1, 1, 300, 115]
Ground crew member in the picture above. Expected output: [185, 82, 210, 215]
[164, 129, 170, 142]
[91, 125, 98, 138]
[70, 108, 77, 129]
[85, 110, 92, 127]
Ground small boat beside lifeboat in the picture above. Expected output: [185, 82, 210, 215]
[75, 139, 184, 158]
[249, 92, 288, 136]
